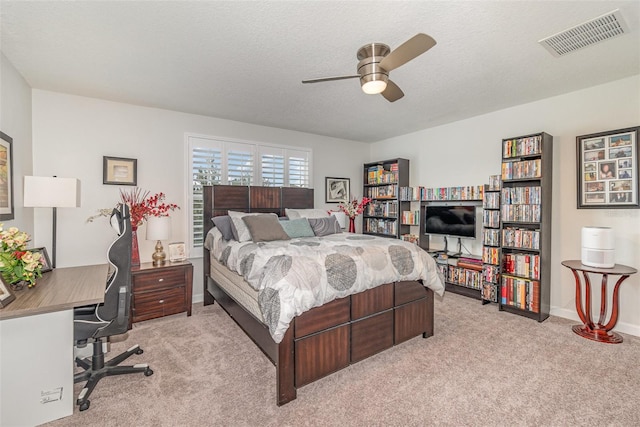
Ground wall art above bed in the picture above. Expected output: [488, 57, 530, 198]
[325, 177, 350, 203]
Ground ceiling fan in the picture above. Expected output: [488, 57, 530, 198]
[302, 33, 436, 102]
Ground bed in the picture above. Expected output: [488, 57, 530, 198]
[202, 185, 444, 405]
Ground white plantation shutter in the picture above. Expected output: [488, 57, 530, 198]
[187, 134, 311, 253]
[260, 146, 285, 186]
[190, 139, 223, 247]
[226, 142, 254, 185]
[287, 149, 310, 187]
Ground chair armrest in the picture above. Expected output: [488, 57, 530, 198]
[117, 286, 127, 325]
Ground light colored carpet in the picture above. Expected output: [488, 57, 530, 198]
[45, 292, 639, 426]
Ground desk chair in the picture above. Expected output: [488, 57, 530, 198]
[74, 203, 153, 411]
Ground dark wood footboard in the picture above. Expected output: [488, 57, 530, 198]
[202, 185, 435, 405]
[207, 275, 434, 405]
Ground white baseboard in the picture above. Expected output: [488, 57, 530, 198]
[550, 306, 640, 338]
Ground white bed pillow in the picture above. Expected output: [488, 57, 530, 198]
[285, 208, 330, 219]
[228, 211, 272, 242]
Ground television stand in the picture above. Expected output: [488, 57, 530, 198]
[429, 249, 483, 301]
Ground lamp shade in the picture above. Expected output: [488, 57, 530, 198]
[146, 216, 171, 241]
[23, 176, 81, 207]
[330, 211, 347, 229]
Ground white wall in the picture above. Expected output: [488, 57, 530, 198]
[31, 90, 369, 301]
[371, 74, 640, 337]
[0, 53, 33, 232]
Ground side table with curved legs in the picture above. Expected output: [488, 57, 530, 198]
[561, 260, 637, 344]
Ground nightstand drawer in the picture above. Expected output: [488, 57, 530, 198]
[132, 269, 185, 292]
[132, 287, 186, 322]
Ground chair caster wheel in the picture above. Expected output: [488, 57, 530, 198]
[144, 368, 154, 376]
[136, 348, 144, 355]
[79, 400, 90, 411]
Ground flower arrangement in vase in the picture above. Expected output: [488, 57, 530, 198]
[87, 188, 179, 266]
[337, 197, 372, 233]
[0, 225, 43, 288]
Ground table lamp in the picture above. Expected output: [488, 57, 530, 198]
[23, 176, 81, 268]
[146, 216, 171, 266]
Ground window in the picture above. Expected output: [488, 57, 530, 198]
[187, 134, 312, 253]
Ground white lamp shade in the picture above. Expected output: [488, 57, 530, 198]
[23, 176, 81, 207]
[146, 216, 171, 241]
[330, 211, 347, 229]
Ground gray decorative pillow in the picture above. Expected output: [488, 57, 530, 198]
[308, 216, 342, 237]
[242, 214, 290, 242]
[279, 218, 315, 238]
[211, 215, 235, 241]
[228, 211, 264, 242]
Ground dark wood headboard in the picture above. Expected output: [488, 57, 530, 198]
[202, 185, 314, 304]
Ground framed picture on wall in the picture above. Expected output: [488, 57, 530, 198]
[325, 177, 350, 203]
[0, 131, 14, 221]
[103, 156, 137, 186]
[577, 126, 639, 209]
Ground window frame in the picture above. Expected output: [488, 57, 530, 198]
[186, 133, 312, 257]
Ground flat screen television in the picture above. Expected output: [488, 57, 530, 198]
[423, 203, 479, 240]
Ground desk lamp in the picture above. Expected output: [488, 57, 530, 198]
[146, 216, 171, 266]
[23, 176, 81, 268]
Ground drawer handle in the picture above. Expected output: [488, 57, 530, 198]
[158, 278, 164, 282]
[158, 300, 165, 304]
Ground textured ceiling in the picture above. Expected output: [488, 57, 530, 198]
[1, 1, 639, 142]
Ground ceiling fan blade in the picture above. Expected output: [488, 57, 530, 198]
[381, 80, 404, 102]
[379, 33, 436, 72]
[302, 75, 360, 84]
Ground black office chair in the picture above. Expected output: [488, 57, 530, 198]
[74, 203, 153, 411]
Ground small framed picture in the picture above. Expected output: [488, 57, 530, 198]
[0, 276, 16, 308]
[168, 242, 187, 262]
[0, 131, 14, 221]
[103, 156, 137, 186]
[577, 126, 639, 208]
[325, 177, 350, 203]
[31, 247, 53, 272]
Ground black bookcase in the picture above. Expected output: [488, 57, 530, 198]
[481, 176, 501, 304]
[499, 132, 553, 322]
[363, 158, 409, 238]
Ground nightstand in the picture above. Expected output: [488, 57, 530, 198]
[130, 261, 193, 326]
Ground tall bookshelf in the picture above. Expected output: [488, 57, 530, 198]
[363, 158, 409, 238]
[499, 132, 553, 322]
[481, 175, 501, 304]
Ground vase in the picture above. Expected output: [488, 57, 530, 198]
[9, 280, 27, 291]
[349, 217, 356, 233]
[131, 226, 141, 267]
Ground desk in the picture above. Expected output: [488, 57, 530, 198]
[561, 260, 637, 344]
[0, 264, 108, 426]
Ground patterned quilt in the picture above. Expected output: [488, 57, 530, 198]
[206, 230, 445, 343]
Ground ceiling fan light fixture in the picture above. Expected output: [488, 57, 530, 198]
[360, 73, 388, 95]
[362, 79, 387, 95]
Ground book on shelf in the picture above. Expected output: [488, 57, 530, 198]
[401, 234, 419, 244]
[482, 247, 500, 265]
[482, 265, 500, 283]
[501, 159, 542, 180]
[501, 275, 540, 313]
[488, 175, 501, 191]
[502, 228, 540, 250]
[401, 210, 420, 225]
[457, 261, 483, 271]
[503, 135, 542, 158]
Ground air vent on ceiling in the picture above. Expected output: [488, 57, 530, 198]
[539, 9, 629, 57]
